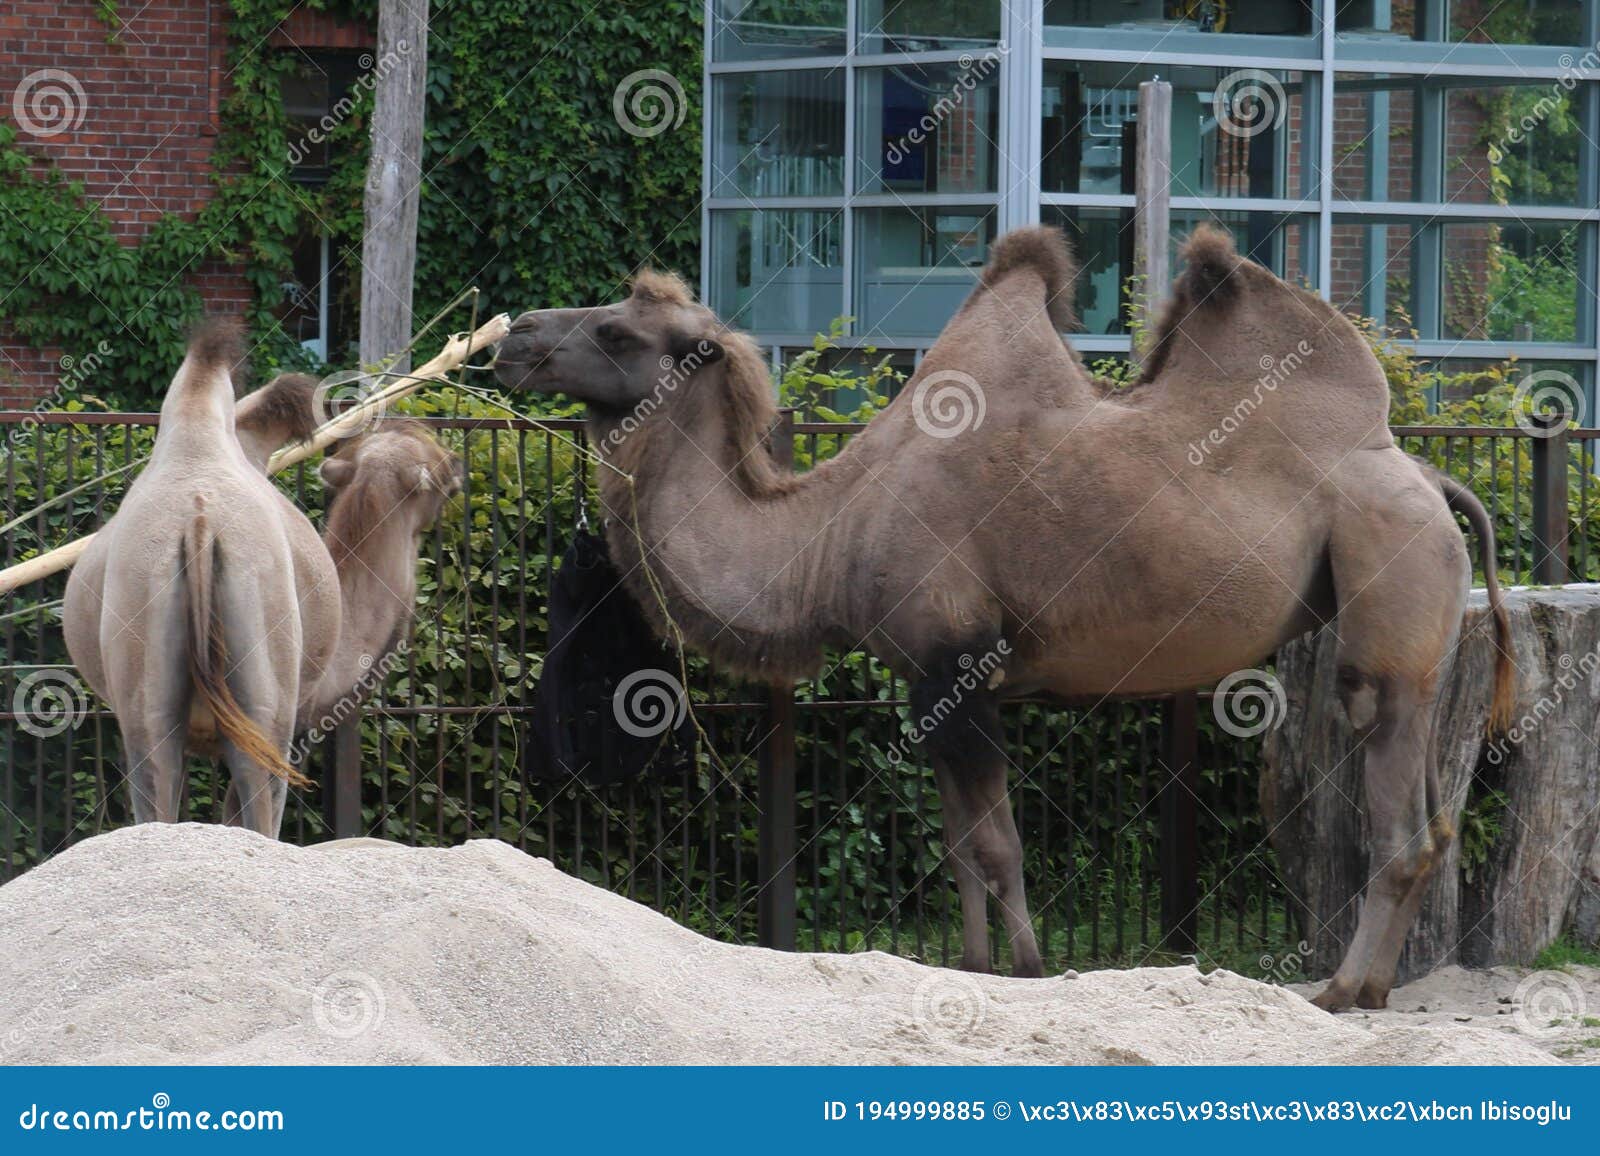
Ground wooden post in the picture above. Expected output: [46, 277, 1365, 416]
[360, 0, 430, 379]
[1133, 79, 1172, 360]
[758, 410, 798, 950]
[1531, 411, 1571, 585]
[1134, 78, 1193, 951]
[1160, 690, 1200, 954]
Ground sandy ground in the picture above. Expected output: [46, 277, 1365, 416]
[1290, 965, 1600, 1065]
[0, 825, 1576, 1066]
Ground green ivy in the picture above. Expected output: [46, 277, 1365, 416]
[1, 0, 703, 407]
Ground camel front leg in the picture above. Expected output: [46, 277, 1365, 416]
[916, 661, 1044, 978]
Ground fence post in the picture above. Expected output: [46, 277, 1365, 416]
[324, 712, 363, 839]
[1531, 411, 1570, 585]
[758, 410, 798, 950]
[1159, 690, 1200, 954]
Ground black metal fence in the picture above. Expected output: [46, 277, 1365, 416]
[2, 411, 1596, 976]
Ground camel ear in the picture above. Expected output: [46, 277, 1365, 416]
[670, 334, 724, 368]
[319, 455, 356, 489]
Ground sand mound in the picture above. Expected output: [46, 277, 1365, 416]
[0, 825, 1560, 1065]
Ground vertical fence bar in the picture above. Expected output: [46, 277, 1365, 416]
[1531, 413, 1571, 585]
[326, 715, 363, 839]
[1159, 690, 1200, 954]
[758, 410, 798, 950]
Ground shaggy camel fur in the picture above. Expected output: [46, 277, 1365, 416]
[64, 324, 460, 836]
[494, 226, 1514, 1012]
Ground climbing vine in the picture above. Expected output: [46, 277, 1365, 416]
[0, 0, 703, 408]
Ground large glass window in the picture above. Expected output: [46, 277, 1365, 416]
[710, 209, 845, 335]
[705, 3, 1599, 365]
[1331, 220, 1421, 333]
[856, 62, 1001, 194]
[1331, 219, 1591, 345]
[1043, 63, 1313, 198]
[1335, 0, 1586, 45]
[712, 71, 845, 198]
[1045, 1, 1315, 36]
[1332, 76, 1587, 207]
[854, 207, 995, 338]
[857, 0, 1002, 54]
[712, 0, 848, 61]
[1440, 220, 1587, 344]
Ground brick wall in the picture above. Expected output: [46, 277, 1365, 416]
[0, 1, 372, 406]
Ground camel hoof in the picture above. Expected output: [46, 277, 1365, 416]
[1354, 986, 1389, 1010]
[1309, 984, 1355, 1013]
[1011, 957, 1045, 980]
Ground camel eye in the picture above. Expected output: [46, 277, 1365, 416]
[596, 322, 642, 352]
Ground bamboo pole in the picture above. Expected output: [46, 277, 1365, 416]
[0, 313, 511, 598]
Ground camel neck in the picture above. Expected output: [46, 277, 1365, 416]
[592, 394, 860, 684]
[306, 504, 420, 724]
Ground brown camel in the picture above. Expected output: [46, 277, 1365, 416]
[64, 322, 461, 836]
[493, 225, 1514, 1013]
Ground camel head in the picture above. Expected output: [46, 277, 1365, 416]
[493, 271, 730, 415]
[319, 421, 464, 555]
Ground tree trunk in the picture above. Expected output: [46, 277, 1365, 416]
[359, 0, 429, 375]
[1263, 585, 1600, 982]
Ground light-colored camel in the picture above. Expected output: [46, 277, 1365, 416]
[494, 225, 1515, 1012]
[64, 322, 460, 836]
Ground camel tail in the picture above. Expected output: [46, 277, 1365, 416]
[182, 514, 307, 787]
[1437, 474, 1517, 735]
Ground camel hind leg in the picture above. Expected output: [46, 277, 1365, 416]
[124, 722, 188, 824]
[1310, 675, 1440, 1012]
[1312, 474, 1467, 1012]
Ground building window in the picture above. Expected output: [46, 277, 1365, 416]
[1043, 62, 1313, 198]
[704, 0, 1600, 394]
[712, 0, 848, 60]
[278, 53, 366, 364]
